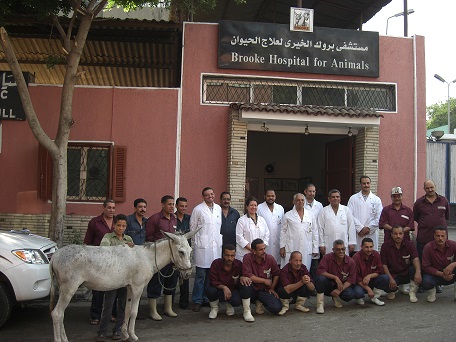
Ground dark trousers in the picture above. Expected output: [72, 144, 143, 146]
[277, 285, 312, 299]
[90, 290, 104, 320]
[394, 266, 418, 287]
[422, 270, 456, 290]
[206, 286, 242, 307]
[416, 242, 427, 262]
[239, 284, 281, 314]
[179, 278, 190, 306]
[353, 274, 391, 297]
[314, 275, 364, 302]
[310, 258, 319, 280]
[98, 287, 126, 336]
[147, 264, 179, 298]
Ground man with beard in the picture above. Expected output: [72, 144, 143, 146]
[126, 198, 147, 245]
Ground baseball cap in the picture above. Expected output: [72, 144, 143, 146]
[391, 187, 403, 195]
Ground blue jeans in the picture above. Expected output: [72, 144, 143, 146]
[422, 272, 456, 290]
[239, 284, 281, 314]
[191, 267, 210, 304]
[314, 275, 364, 302]
[206, 286, 242, 306]
[353, 274, 391, 297]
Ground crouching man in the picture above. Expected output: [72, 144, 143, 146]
[276, 251, 315, 315]
[240, 238, 282, 319]
[207, 244, 252, 320]
[380, 225, 421, 302]
[352, 238, 391, 306]
[421, 226, 456, 302]
[314, 239, 362, 314]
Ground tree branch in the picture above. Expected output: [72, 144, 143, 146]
[0, 27, 57, 154]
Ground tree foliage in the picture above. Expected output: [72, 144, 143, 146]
[426, 98, 456, 132]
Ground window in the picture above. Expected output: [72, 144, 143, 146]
[38, 143, 126, 202]
[202, 75, 396, 112]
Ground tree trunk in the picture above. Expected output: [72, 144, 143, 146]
[49, 148, 68, 246]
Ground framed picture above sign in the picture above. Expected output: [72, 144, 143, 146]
[218, 21, 379, 78]
[290, 7, 314, 32]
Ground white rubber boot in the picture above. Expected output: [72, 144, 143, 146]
[225, 303, 235, 316]
[208, 300, 219, 319]
[316, 293, 325, 314]
[387, 291, 396, 300]
[242, 298, 255, 322]
[148, 298, 162, 321]
[398, 284, 410, 294]
[409, 281, 418, 303]
[332, 296, 343, 308]
[371, 288, 385, 306]
[163, 295, 177, 317]
[356, 298, 365, 305]
[427, 288, 436, 302]
[278, 298, 290, 315]
[295, 296, 310, 312]
[255, 300, 265, 314]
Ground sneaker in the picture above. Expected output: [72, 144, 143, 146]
[436, 285, 443, 293]
[112, 332, 122, 340]
[96, 335, 106, 342]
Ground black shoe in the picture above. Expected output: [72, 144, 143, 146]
[179, 302, 189, 310]
[417, 286, 424, 293]
[192, 303, 201, 312]
[201, 302, 210, 307]
[436, 285, 443, 293]
[112, 332, 122, 340]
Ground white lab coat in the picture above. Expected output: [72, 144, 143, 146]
[280, 207, 318, 270]
[304, 199, 324, 260]
[347, 191, 383, 251]
[235, 214, 270, 261]
[257, 202, 284, 264]
[318, 204, 356, 255]
[190, 202, 223, 268]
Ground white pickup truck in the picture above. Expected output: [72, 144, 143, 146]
[0, 230, 58, 328]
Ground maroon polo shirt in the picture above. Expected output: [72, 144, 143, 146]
[279, 263, 312, 287]
[352, 250, 383, 283]
[380, 239, 418, 278]
[209, 258, 243, 290]
[146, 211, 177, 242]
[413, 194, 449, 244]
[317, 252, 357, 284]
[379, 204, 414, 243]
[422, 240, 456, 276]
[242, 252, 280, 291]
[83, 214, 113, 246]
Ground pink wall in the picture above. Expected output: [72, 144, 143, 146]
[0, 86, 179, 216]
[180, 23, 427, 208]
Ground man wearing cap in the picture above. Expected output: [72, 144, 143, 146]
[380, 225, 421, 302]
[380, 187, 414, 244]
[347, 176, 383, 252]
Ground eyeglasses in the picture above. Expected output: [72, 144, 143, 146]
[333, 247, 346, 252]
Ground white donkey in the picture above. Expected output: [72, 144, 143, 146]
[50, 230, 198, 342]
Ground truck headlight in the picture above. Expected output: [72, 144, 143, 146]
[12, 249, 48, 264]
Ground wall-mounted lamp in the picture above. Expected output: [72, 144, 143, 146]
[304, 125, 310, 135]
[347, 127, 353, 137]
[261, 122, 269, 132]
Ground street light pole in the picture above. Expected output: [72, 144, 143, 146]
[386, 9, 415, 35]
[434, 74, 456, 134]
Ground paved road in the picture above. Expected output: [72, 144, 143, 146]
[3, 229, 456, 341]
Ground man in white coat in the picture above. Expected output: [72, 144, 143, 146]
[258, 189, 284, 265]
[280, 193, 318, 269]
[318, 189, 357, 256]
[190, 187, 223, 312]
[347, 176, 383, 252]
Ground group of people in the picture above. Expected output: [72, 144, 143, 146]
[82, 177, 453, 340]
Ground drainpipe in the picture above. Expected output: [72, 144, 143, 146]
[413, 35, 418, 201]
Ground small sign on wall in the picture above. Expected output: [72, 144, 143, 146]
[0, 71, 32, 121]
[290, 7, 314, 32]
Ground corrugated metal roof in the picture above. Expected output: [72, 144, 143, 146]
[230, 103, 383, 118]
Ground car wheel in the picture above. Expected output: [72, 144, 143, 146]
[0, 283, 13, 328]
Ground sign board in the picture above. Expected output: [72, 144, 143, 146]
[0, 71, 32, 121]
[290, 7, 314, 32]
[218, 21, 379, 78]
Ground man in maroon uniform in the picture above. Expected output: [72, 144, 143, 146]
[277, 251, 315, 315]
[380, 187, 414, 244]
[241, 238, 282, 317]
[207, 244, 252, 320]
[84, 199, 115, 325]
[352, 238, 390, 306]
[380, 225, 421, 302]
[314, 239, 363, 314]
[422, 226, 456, 302]
[145, 195, 178, 320]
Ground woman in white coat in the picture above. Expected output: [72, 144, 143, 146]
[235, 197, 270, 261]
[279, 193, 318, 270]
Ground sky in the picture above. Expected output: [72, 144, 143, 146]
[362, 0, 456, 107]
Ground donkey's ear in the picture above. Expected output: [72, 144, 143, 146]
[184, 227, 201, 240]
[161, 230, 179, 243]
